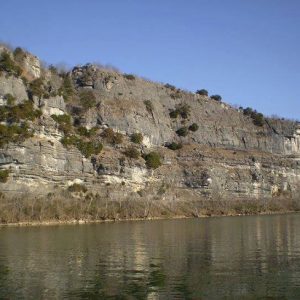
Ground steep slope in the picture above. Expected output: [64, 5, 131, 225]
[0, 46, 299, 221]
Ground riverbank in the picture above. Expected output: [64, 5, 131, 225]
[0, 194, 299, 227]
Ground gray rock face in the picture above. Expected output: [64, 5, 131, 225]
[41, 96, 66, 116]
[0, 136, 94, 195]
[21, 52, 41, 79]
[70, 67, 300, 155]
[0, 45, 41, 80]
[0, 75, 28, 102]
[0, 153, 13, 165]
[0, 60, 299, 203]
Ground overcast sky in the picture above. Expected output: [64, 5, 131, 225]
[1, 0, 299, 119]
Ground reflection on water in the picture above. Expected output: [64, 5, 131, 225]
[1, 214, 300, 299]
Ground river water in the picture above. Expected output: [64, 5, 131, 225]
[0, 214, 300, 299]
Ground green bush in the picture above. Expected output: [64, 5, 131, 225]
[243, 107, 265, 126]
[0, 170, 9, 183]
[164, 83, 176, 90]
[59, 76, 74, 101]
[77, 140, 103, 158]
[177, 104, 190, 119]
[6, 101, 41, 122]
[60, 135, 79, 147]
[49, 65, 58, 74]
[51, 114, 72, 134]
[0, 123, 33, 147]
[252, 112, 264, 126]
[0, 106, 6, 122]
[79, 90, 96, 109]
[176, 127, 189, 137]
[0, 51, 22, 76]
[196, 89, 208, 96]
[77, 126, 97, 137]
[77, 126, 89, 137]
[13, 47, 26, 64]
[13, 47, 25, 57]
[123, 74, 135, 80]
[60, 134, 102, 158]
[74, 125, 89, 137]
[0, 100, 39, 147]
[29, 78, 45, 98]
[51, 114, 71, 124]
[188, 123, 199, 132]
[144, 152, 162, 169]
[68, 183, 87, 193]
[169, 110, 179, 118]
[243, 107, 253, 116]
[166, 142, 182, 150]
[169, 104, 191, 119]
[124, 146, 140, 159]
[4, 94, 15, 106]
[101, 128, 123, 144]
[210, 95, 222, 101]
[131, 132, 143, 144]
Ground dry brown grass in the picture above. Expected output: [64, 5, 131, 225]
[0, 189, 299, 225]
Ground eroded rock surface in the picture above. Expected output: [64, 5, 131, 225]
[0, 48, 299, 204]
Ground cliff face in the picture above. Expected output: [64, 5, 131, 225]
[0, 47, 299, 206]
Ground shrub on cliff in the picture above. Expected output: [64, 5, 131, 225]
[13, 47, 26, 64]
[13, 47, 25, 57]
[77, 126, 98, 137]
[0, 100, 39, 146]
[60, 135, 102, 158]
[169, 110, 179, 118]
[243, 107, 265, 126]
[164, 83, 176, 91]
[8, 101, 41, 122]
[243, 107, 253, 116]
[189, 123, 199, 132]
[0, 123, 33, 147]
[101, 128, 123, 144]
[0, 51, 22, 77]
[169, 104, 191, 119]
[60, 135, 79, 147]
[123, 73, 135, 80]
[252, 112, 264, 126]
[177, 104, 190, 119]
[76, 140, 103, 158]
[124, 146, 140, 159]
[196, 89, 208, 96]
[49, 65, 58, 74]
[0, 170, 9, 183]
[144, 152, 162, 169]
[131, 132, 143, 144]
[210, 95, 222, 102]
[176, 127, 189, 137]
[166, 142, 182, 150]
[4, 94, 15, 106]
[29, 78, 45, 98]
[68, 183, 87, 193]
[51, 113, 71, 124]
[79, 90, 96, 109]
[51, 114, 72, 134]
[59, 76, 74, 101]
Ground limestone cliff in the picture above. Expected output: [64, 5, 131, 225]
[0, 46, 299, 215]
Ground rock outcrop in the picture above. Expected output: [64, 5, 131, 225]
[0, 47, 299, 209]
[0, 75, 28, 103]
